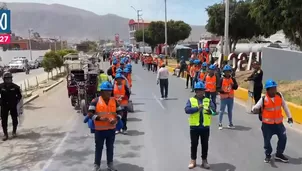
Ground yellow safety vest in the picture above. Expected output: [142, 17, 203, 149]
[188, 97, 211, 127]
[97, 73, 109, 91]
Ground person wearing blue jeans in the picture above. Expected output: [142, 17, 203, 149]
[217, 65, 238, 130]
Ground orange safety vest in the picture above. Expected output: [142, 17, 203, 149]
[199, 72, 206, 80]
[159, 59, 164, 67]
[220, 78, 234, 99]
[198, 54, 203, 62]
[187, 65, 191, 73]
[262, 94, 283, 124]
[205, 74, 216, 92]
[113, 84, 129, 106]
[153, 58, 158, 65]
[94, 97, 117, 131]
[127, 74, 132, 87]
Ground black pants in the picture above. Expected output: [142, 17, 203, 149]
[186, 75, 192, 88]
[1, 106, 18, 136]
[253, 86, 263, 103]
[103, 56, 106, 61]
[159, 79, 168, 98]
[147, 63, 152, 71]
[142, 61, 144, 67]
[153, 64, 158, 72]
[121, 108, 128, 131]
[190, 128, 210, 160]
[178, 68, 185, 77]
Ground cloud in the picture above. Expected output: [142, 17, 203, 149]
[5, 0, 222, 25]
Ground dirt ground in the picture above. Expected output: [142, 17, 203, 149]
[167, 58, 302, 105]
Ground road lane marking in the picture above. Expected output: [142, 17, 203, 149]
[152, 93, 165, 109]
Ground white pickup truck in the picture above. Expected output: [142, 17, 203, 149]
[8, 60, 27, 72]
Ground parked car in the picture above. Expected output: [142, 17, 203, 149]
[28, 60, 39, 69]
[8, 60, 26, 72]
[35, 56, 44, 67]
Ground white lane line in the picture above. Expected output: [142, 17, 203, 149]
[152, 93, 165, 109]
[37, 114, 80, 171]
[134, 74, 142, 80]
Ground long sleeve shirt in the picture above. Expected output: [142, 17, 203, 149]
[184, 96, 215, 130]
[157, 67, 169, 80]
[247, 69, 263, 88]
[252, 92, 292, 118]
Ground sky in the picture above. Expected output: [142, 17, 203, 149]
[4, 0, 222, 25]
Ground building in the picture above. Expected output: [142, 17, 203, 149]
[128, 19, 150, 46]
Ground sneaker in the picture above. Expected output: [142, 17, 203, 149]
[107, 162, 117, 171]
[164, 97, 168, 100]
[228, 124, 235, 129]
[201, 159, 210, 169]
[218, 124, 223, 130]
[188, 160, 196, 169]
[12, 132, 17, 138]
[115, 130, 120, 134]
[159, 97, 164, 100]
[93, 164, 100, 171]
[275, 153, 289, 163]
[264, 155, 271, 163]
[121, 129, 127, 134]
[2, 135, 9, 141]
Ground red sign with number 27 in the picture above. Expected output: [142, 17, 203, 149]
[0, 34, 11, 44]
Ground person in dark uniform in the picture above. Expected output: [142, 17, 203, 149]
[0, 72, 22, 141]
[245, 61, 263, 103]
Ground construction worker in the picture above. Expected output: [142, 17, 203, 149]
[190, 59, 200, 92]
[185, 81, 214, 169]
[123, 68, 132, 89]
[217, 64, 238, 130]
[0, 72, 22, 141]
[113, 73, 130, 134]
[186, 59, 194, 89]
[197, 62, 208, 82]
[147, 55, 153, 71]
[97, 69, 109, 92]
[197, 49, 203, 62]
[108, 59, 118, 79]
[252, 79, 293, 163]
[204, 64, 219, 112]
[112, 68, 129, 89]
[153, 56, 158, 73]
[87, 81, 123, 171]
[158, 54, 165, 69]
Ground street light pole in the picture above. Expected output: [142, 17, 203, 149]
[164, 0, 168, 64]
[223, 0, 230, 60]
[28, 29, 33, 60]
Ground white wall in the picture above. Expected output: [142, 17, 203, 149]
[0, 50, 50, 65]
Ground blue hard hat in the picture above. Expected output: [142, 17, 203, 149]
[116, 68, 123, 73]
[209, 64, 216, 70]
[194, 81, 206, 90]
[223, 64, 232, 71]
[265, 79, 278, 89]
[202, 62, 207, 67]
[198, 48, 202, 52]
[189, 59, 194, 63]
[126, 64, 132, 68]
[181, 56, 184, 59]
[205, 48, 209, 52]
[159, 54, 163, 58]
[115, 73, 123, 79]
[193, 59, 200, 65]
[100, 81, 113, 91]
[123, 68, 130, 73]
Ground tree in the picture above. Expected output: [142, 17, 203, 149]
[167, 20, 192, 46]
[42, 52, 56, 79]
[134, 29, 158, 51]
[206, 0, 267, 52]
[53, 52, 64, 73]
[251, 0, 302, 50]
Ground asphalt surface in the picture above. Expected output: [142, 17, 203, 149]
[0, 62, 302, 171]
[0, 68, 44, 84]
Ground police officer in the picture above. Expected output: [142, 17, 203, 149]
[0, 72, 22, 141]
[245, 61, 263, 103]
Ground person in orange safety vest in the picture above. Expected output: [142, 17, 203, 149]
[186, 59, 194, 89]
[153, 56, 159, 73]
[197, 62, 208, 82]
[203, 64, 219, 112]
[87, 81, 123, 171]
[113, 73, 130, 134]
[252, 79, 293, 163]
[190, 59, 201, 92]
[217, 64, 238, 130]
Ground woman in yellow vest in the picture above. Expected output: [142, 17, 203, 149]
[87, 81, 123, 171]
[184, 81, 215, 169]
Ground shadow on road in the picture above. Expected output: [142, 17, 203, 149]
[114, 162, 144, 171]
[125, 130, 145, 136]
[54, 148, 94, 166]
[115, 139, 131, 145]
[0, 127, 65, 171]
[133, 109, 145, 113]
[132, 102, 145, 105]
[210, 163, 236, 171]
[127, 117, 142, 122]
[231, 125, 252, 131]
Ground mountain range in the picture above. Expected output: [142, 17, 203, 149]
[5, 2, 207, 43]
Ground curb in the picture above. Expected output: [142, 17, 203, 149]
[167, 66, 302, 124]
[43, 79, 64, 93]
[24, 94, 40, 105]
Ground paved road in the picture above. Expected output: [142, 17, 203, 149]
[0, 62, 302, 171]
[0, 68, 44, 84]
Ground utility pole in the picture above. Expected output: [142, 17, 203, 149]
[140, 17, 145, 53]
[223, 0, 230, 60]
[164, 0, 168, 64]
[28, 29, 33, 60]
[131, 6, 142, 51]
